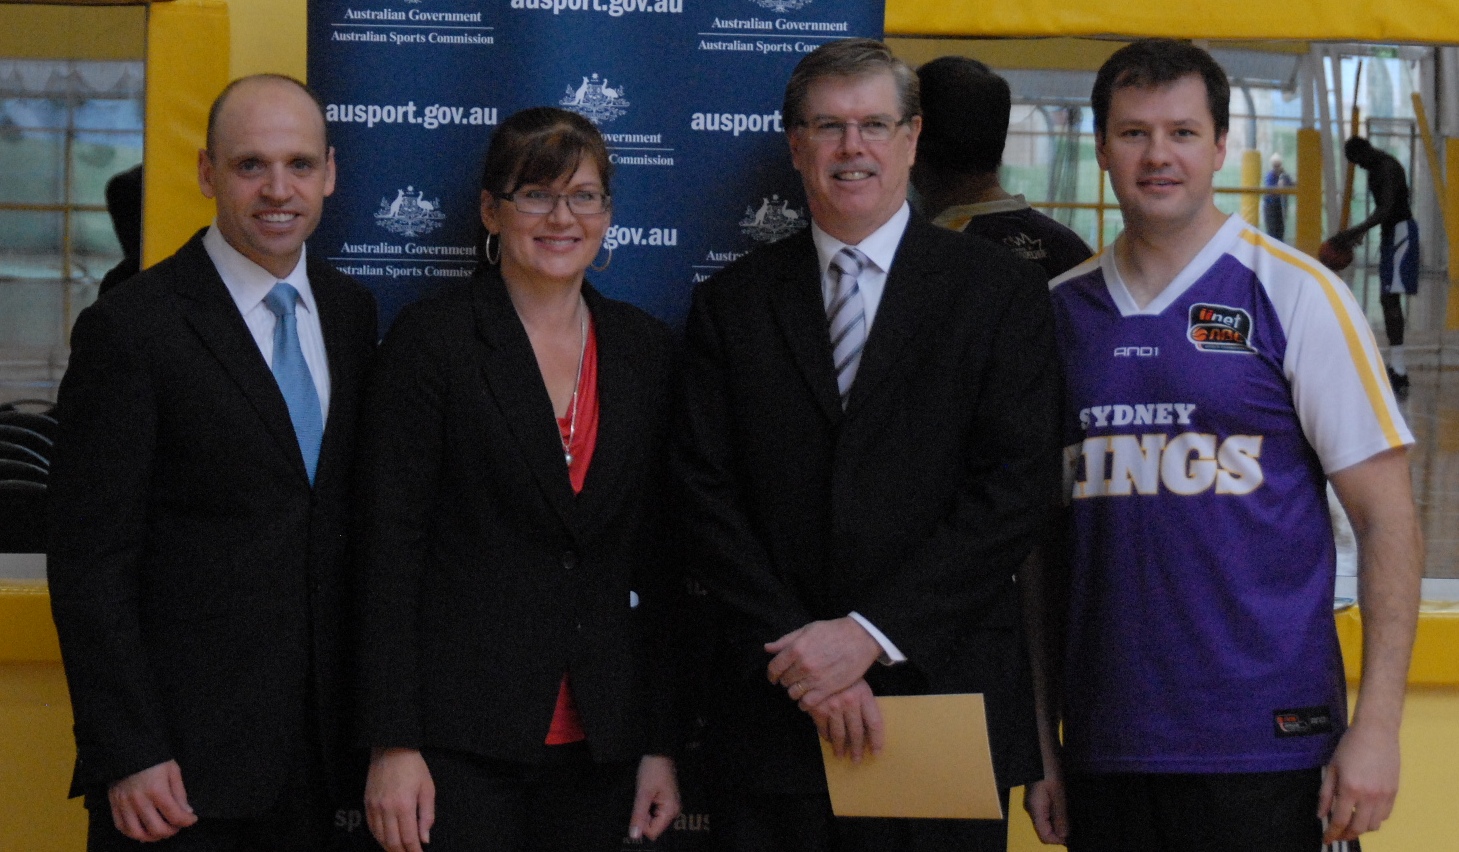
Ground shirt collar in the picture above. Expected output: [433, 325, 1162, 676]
[931, 195, 1032, 231]
[810, 201, 911, 278]
[203, 224, 316, 318]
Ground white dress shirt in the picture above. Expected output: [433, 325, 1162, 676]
[809, 200, 911, 338]
[203, 225, 331, 426]
[809, 202, 912, 665]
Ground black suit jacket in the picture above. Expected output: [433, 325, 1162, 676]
[356, 266, 678, 766]
[673, 214, 1060, 795]
[46, 231, 378, 816]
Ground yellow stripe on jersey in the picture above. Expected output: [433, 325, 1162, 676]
[1049, 249, 1106, 289]
[1238, 229, 1405, 448]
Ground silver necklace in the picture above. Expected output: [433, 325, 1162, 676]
[561, 305, 587, 466]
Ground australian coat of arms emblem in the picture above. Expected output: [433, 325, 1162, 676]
[375, 186, 446, 238]
[740, 194, 806, 243]
[561, 74, 629, 125]
[751, 0, 812, 12]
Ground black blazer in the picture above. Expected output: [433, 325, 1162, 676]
[46, 231, 378, 816]
[673, 215, 1061, 795]
[356, 266, 678, 766]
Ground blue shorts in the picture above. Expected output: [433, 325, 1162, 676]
[1379, 219, 1419, 295]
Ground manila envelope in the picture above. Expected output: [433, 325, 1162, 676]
[820, 693, 1002, 820]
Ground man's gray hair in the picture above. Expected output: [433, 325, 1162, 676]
[782, 38, 920, 128]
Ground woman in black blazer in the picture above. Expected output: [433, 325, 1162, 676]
[358, 107, 680, 852]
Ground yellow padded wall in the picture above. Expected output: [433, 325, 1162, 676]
[141, 0, 230, 267]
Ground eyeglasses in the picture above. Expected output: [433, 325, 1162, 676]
[497, 189, 611, 216]
[800, 117, 911, 143]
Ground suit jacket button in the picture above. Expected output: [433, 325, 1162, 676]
[562, 551, 576, 571]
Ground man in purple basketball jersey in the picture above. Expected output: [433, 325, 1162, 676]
[1036, 40, 1422, 851]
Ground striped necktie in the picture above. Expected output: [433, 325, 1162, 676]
[263, 283, 324, 484]
[827, 246, 868, 408]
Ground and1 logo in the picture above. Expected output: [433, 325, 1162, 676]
[739, 194, 806, 243]
[375, 186, 446, 238]
[561, 74, 629, 125]
[1188, 303, 1256, 354]
[1273, 706, 1334, 738]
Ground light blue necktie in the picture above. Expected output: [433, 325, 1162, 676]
[263, 283, 323, 484]
[827, 247, 868, 408]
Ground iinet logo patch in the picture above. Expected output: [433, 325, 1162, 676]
[1189, 303, 1256, 354]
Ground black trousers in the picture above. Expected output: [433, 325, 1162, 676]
[710, 787, 1011, 852]
[1066, 768, 1324, 852]
[421, 743, 637, 852]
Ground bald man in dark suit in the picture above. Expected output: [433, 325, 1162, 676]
[47, 74, 377, 852]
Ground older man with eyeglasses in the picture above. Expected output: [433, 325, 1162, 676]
[672, 38, 1062, 852]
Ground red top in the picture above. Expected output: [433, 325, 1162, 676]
[546, 318, 598, 745]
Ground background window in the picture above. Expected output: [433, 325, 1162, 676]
[0, 59, 143, 405]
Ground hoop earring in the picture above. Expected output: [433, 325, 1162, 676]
[484, 232, 500, 265]
[589, 245, 612, 273]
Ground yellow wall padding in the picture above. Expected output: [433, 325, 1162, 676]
[1241, 149, 1261, 228]
[228, 0, 306, 80]
[3, 585, 1455, 851]
[0, 584, 84, 849]
[6, 583, 1455, 678]
[0, 581, 58, 664]
[141, 0, 230, 267]
[885, 0, 1459, 44]
[1295, 128, 1323, 257]
[1361, 687, 1459, 852]
[0, 5, 145, 61]
[1336, 603, 1459, 686]
[0, 661, 87, 852]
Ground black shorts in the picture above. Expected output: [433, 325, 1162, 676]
[1066, 768, 1325, 852]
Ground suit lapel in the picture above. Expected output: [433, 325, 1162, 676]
[845, 217, 944, 415]
[575, 285, 634, 526]
[769, 234, 842, 425]
[172, 234, 310, 483]
[471, 269, 577, 529]
[310, 263, 364, 487]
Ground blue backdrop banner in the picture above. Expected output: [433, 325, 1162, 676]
[308, 0, 885, 331]
[309, 2, 884, 847]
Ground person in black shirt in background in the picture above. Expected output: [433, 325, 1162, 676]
[912, 56, 1093, 279]
[1329, 136, 1418, 396]
[98, 163, 142, 295]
